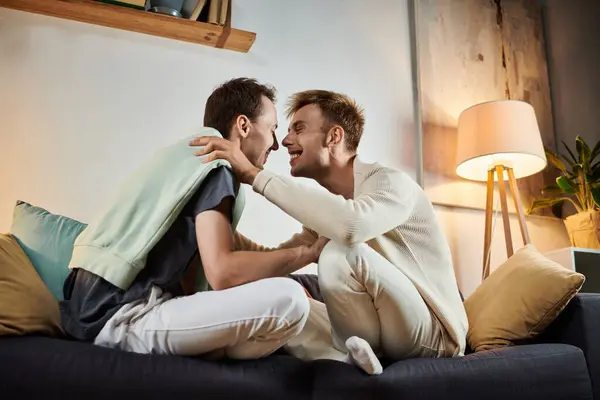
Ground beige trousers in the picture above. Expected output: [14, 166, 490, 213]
[94, 277, 310, 359]
[285, 241, 445, 361]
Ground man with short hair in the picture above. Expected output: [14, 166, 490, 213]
[59, 78, 328, 360]
[192, 89, 469, 374]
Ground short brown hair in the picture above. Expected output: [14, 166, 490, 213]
[204, 78, 276, 139]
[286, 90, 365, 152]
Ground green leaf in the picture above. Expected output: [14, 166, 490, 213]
[556, 176, 576, 194]
[592, 186, 600, 208]
[590, 140, 600, 162]
[545, 150, 568, 173]
[541, 184, 564, 195]
[528, 199, 560, 213]
[591, 161, 600, 182]
[562, 140, 578, 164]
[587, 173, 595, 183]
[528, 197, 582, 214]
[558, 152, 576, 167]
[565, 172, 578, 180]
[576, 136, 592, 172]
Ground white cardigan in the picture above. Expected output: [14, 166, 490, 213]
[236, 156, 468, 357]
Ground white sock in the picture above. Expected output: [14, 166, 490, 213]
[343, 336, 383, 375]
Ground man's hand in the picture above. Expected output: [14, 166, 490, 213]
[189, 136, 260, 185]
[306, 236, 330, 264]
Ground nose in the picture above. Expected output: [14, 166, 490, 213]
[271, 133, 280, 151]
[282, 132, 292, 148]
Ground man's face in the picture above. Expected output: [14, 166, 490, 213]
[282, 104, 330, 179]
[240, 96, 279, 169]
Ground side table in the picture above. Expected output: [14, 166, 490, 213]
[544, 247, 600, 293]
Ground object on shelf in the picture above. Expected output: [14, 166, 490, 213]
[95, 0, 146, 10]
[0, 0, 256, 52]
[218, 0, 228, 25]
[207, 0, 219, 24]
[181, 0, 206, 20]
[204, 0, 228, 25]
[149, 0, 184, 17]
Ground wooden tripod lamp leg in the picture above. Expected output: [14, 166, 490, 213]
[496, 165, 514, 258]
[482, 169, 494, 280]
[507, 167, 531, 246]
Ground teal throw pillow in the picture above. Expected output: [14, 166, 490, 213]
[10, 201, 87, 301]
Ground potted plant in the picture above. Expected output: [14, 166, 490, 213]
[528, 136, 600, 249]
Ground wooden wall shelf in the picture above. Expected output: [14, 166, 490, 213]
[0, 0, 256, 53]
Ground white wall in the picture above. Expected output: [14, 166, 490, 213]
[435, 205, 570, 298]
[0, 0, 570, 292]
[0, 0, 417, 256]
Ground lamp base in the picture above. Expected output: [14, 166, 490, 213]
[482, 166, 531, 280]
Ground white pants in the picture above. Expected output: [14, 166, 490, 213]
[285, 241, 445, 361]
[94, 277, 310, 359]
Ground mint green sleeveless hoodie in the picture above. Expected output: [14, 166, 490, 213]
[69, 128, 245, 292]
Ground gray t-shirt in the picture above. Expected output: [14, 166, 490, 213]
[59, 166, 238, 342]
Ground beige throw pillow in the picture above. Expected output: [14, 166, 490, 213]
[464, 244, 584, 352]
[0, 233, 63, 336]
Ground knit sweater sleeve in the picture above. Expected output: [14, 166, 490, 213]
[252, 167, 416, 246]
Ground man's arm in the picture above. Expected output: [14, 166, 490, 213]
[197, 197, 327, 291]
[252, 167, 416, 247]
[233, 226, 319, 252]
[189, 136, 415, 247]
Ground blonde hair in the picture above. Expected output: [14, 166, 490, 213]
[286, 90, 365, 152]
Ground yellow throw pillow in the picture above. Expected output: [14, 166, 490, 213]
[464, 244, 584, 352]
[0, 233, 63, 336]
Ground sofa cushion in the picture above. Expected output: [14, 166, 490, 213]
[10, 201, 87, 300]
[0, 336, 312, 400]
[311, 344, 592, 400]
[0, 336, 590, 400]
[533, 293, 600, 400]
[0, 234, 63, 336]
[464, 244, 585, 352]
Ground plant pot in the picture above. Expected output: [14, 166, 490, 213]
[563, 210, 600, 249]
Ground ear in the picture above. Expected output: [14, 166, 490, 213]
[326, 125, 344, 147]
[234, 115, 251, 139]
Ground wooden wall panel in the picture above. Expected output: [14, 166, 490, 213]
[501, 0, 556, 210]
[418, 0, 555, 214]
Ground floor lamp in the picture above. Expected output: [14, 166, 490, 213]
[455, 100, 547, 280]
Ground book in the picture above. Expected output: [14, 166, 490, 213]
[95, 0, 146, 10]
[181, 0, 205, 19]
[194, 0, 214, 23]
[208, 0, 220, 24]
[189, 0, 207, 21]
[218, 0, 229, 25]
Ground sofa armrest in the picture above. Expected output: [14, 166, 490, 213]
[534, 293, 600, 399]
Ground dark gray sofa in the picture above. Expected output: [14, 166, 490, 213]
[0, 292, 598, 400]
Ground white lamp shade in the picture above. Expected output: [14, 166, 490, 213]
[455, 100, 547, 181]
